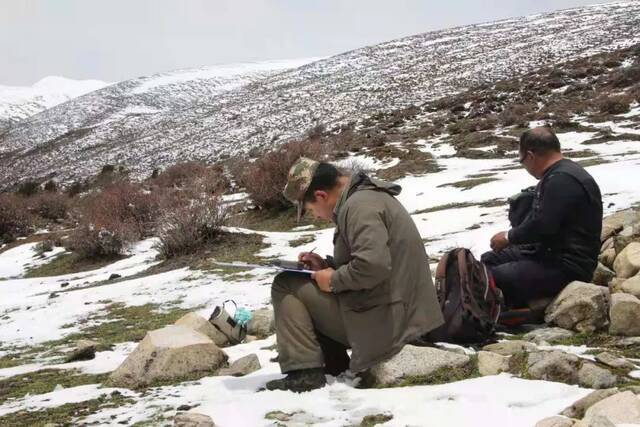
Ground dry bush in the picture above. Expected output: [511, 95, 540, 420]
[610, 64, 640, 88]
[155, 196, 228, 259]
[29, 192, 69, 221]
[447, 116, 498, 135]
[499, 104, 534, 127]
[67, 182, 162, 258]
[153, 161, 228, 195]
[596, 95, 633, 115]
[236, 139, 329, 210]
[0, 193, 33, 244]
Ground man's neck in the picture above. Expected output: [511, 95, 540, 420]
[540, 153, 564, 177]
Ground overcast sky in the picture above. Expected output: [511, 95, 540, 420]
[0, 0, 618, 86]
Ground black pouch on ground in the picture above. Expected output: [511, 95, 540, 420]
[433, 248, 503, 344]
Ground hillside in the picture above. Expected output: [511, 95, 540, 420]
[1, 1, 639, 188]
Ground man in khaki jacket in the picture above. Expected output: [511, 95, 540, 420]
[266, 157, 444, 392]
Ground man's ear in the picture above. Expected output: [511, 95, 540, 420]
[314, 190, 329, 201]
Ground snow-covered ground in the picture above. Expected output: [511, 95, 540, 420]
[1, 112, 640, 425]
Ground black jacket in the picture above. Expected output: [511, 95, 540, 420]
[508, 159, 603, 281]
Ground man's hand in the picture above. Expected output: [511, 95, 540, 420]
[311, 268, 335, 293]
[490, 231, 509, 252]
[299, 251, 328, 271]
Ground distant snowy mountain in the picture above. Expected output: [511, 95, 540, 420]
[0, 76, 109, 130]
[1, 1, 640, 187]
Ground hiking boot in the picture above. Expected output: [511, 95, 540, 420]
[317, 332, 350, 376]
[265, 368, 326, 392]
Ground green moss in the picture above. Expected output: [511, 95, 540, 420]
[229, 209, 330, 232]
[577, 157, 611, 167]
[386, 356, 479, 388]
[360, 413, 393, 426]
[438, 177, 499, 191]
[289, 235, 316, 247]
[0, 369, 108, 404]
[24, 253, 125, 278]
[413, 199, 504, 215]
[0, 355, 21, 369]
[0, 393, 132, 427]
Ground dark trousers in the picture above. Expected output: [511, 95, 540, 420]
[481, 246, 572, 309]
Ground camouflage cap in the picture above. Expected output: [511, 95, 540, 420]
[283, 157, 320, 220]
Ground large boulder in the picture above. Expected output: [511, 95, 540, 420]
[174, 412, 216, 427]
[175, 312, 230, 347]
[591, 263, 615, 287]
[601, 209, 640, 242]
[366, 345, 472, 387]
[613, 242, 640, 279]
[477, 351, 523, 376]
[109, 325, 227, 389]
[64, 339, 99, 363]
[599, 248, 616, 270]
[482, 340, 536, 356]
[523, 327, 574, 345]
[581, 391, 640, 426]
[561, 388, 619, 419]
[247, 308, 275, 338]
[544, 282, 610, 333]
[620, 274, 640, 298]
[534, 416, 575, 427]
[577, 363, 617, 389]
[609, 293, 640, 336]
[527, 351, 580, 384]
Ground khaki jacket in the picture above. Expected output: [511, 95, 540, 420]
[330, 172, 444, 372]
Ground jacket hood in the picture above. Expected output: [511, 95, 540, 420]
[347, 171, 402, 197]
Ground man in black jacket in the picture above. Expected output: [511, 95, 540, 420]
[483, 127, 603, 308]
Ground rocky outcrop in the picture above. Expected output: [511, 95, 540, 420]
[366, 345, 472, 387]
[174, 412, 216, 427]
[612, 242, 640, 279]
[246, 308, 275, 338]
[609, 293, 640, 336]
[109, 325, 227, 389]
[175, 312, 230, 347]
[544, 282, 610, 333]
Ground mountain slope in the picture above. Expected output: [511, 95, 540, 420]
[1, 1, 640, 187]
[0, 76, 109, 133]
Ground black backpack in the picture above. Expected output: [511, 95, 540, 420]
[434, 248, 503, 344]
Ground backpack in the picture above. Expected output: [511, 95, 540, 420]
[508, 185, 536, 227]
[434, 248, 504, 344]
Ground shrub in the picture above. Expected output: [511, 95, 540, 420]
[66, 181, 85, 197]
[155, 196, 228, 259]
[0, 193, 33, 244]
[17, 181, 40, 196]
[596, 95, 633, 115]
[499, 104, 534, 127]
[29, 192, 69, 221]
[67, 222, 137, 259]
[153, 161, 228, 196]
[34, 240, 54, 256]
[236, 139, 328, 210]
[43, 180, 58, 192]
[611, 64, 640, 88]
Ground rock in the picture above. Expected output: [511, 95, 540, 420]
[561, 388, 619, 419]
[175, 312, 230, 347]
[599, 248, 616, 270]
[613, 242, 640, 279]
[523, 327, 574, 345]
[581, 391, 640, 425]
[613, 235, 634, 255]
[64, 339, 99, 362]
[246, 308, 275, 338]
[608, 278, 625, 294]
[534, 416, 575, 427]
[544, 281, 610, 333]
[108, 273, 121, 280]
[60, 282, 69, 288]
[620, 274, 640, 298]
[174, 412, 216, 427]
[478, 351, 523, 376]
[595, 352, 635, 371]
[575, 414, 615, 427]
[482, 340, 536, 356]
[601, 209, 640, 242]
[578, 363, 618, 389]
[217, 354, 261, 377]
[109, 325, 227, 389]
[592, 263, 615, 287]
[601, 237, 614, 253]
[367, 345, 472, 387]
[527, 351, 581, 384]
[610, 293, 640, 336]
[176, 405, 193, 411]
